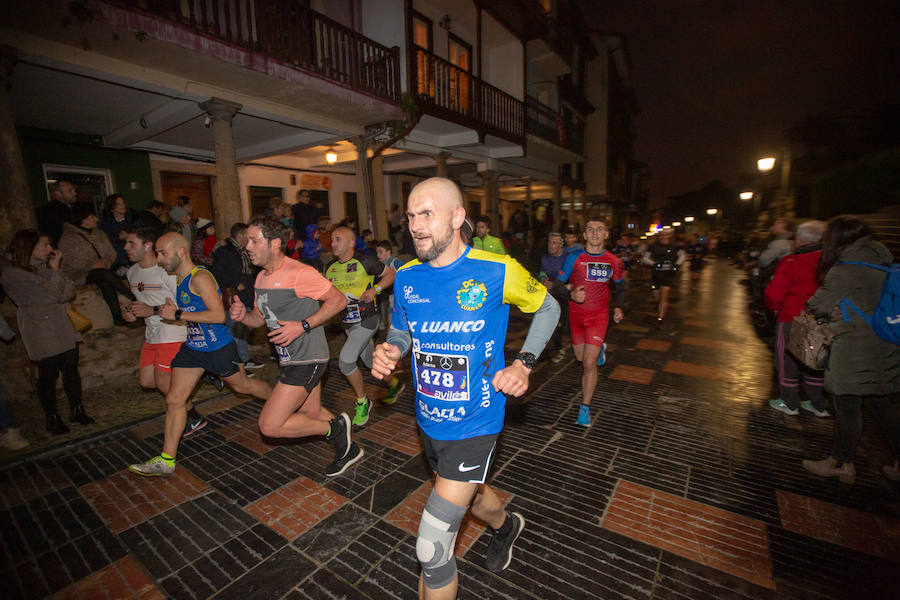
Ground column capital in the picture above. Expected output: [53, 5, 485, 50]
[199, 97, 242, 123]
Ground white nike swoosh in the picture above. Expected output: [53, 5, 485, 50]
[458, 462, 481, 472]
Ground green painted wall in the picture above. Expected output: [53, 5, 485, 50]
[19, 127, 155, 211]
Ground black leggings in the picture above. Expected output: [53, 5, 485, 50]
[833, 394, 900, 465]
[86, 268, 134, 321]
[36, 347, 83, 417]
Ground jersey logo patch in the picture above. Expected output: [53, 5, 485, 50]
[346, 262, 357, 273]
[526, 276, 541, 293]
[456, 279, 487, 311]
[137, 282, 145, 292]
[180, 290, 191, 305]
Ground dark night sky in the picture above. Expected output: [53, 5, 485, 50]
[583, 0, 899, 208]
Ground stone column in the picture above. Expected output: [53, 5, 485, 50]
[565, 186, 575, 230]
[371, 154, 388, 239]
[200, 98, 242, 237]
[0, 45, 35, 245]
[354, 138, 375, 234]
[434, 151, 451, 178]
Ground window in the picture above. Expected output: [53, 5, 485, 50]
[448, 33, 472, 112]
[412, 11, 432, 50]
[43, 164, 112, 214]
[249, 186, 283, 217]
[448, 34, 471, 71]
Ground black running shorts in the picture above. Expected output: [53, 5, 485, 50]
[421, 430, 499, 484]
[171, 341, 240, 377]
[279, 362, 328, 392]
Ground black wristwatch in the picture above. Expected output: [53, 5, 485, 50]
[152, 305, 159, 314]
[515, 351, 537, 370]
[301, 319, 311, 333]
[174, 309, 183, 321]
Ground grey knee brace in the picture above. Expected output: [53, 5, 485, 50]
[339, 358, 358, 376]
[416, 490, 467, 590]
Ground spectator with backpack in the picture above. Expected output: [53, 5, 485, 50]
[802, 217, 900, 484]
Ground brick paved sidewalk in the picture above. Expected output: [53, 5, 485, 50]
[2, 259, 899, 599]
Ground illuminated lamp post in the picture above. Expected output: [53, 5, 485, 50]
[757, 150, 793, 219]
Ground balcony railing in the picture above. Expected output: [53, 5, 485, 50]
[412, 46, 524, 146]
[526, 96, 584, 155]
[120, 0, 401, 104]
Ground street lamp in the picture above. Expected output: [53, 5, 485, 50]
[756, 150, 792, 217]
[672, 221, 682, 227]
[706, 208, 718, 215]
[757, 157, 776, 173]
[739, 191, 753, 200]
[684, 216, 694, 222]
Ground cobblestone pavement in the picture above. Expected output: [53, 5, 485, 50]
[2, 259, 899, 599]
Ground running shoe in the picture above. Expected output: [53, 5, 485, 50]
[382, 381, 406, 406]
[576, 404, 591, 426]
[485, 512, 526, 572]
[243, 360, 264, 370]
[799, 400, 831, 418]
[328, 413, 352, 461]
[183, 411, 208, 437]
[202, 372, 224, 391]
[129, 455, 175, 476]
[597, 343, 607, 367]
[324, 442, 364, 477]
[352, 397, 371, 426]
[769, 398, 799, 416]
[550, 349, 566, 364]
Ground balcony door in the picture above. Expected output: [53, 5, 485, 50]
[448, 34, 472, 112]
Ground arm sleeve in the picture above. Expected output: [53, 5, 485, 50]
[385, 327, 412, 357]
[520, 293, 560, 358]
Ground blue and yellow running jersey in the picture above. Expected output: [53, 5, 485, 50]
[176, 266, 233, 351]
[392, 247, 546, 440]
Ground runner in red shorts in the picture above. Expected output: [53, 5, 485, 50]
[555, 219, 626, 426]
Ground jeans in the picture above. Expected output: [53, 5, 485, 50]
[36, 346, 83, 417]
[86, 268, 135, 322]
[833, 394, 900, 466]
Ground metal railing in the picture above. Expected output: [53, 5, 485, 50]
[122, 0, 401, 103]
[412, 46, 524, 144]
[526, 96, 584, 154]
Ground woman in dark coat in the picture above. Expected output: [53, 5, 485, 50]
[100, 193, 137, 269]
[803, 217, 900, 483]
[2, 230, 95, 434]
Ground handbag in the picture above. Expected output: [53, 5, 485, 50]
[787, 312, 833, 370]
[66, 306, 92, 332]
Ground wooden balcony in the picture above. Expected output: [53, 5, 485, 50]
[526, 96, 584, 155]
[119, 0, 401, 104]
[411, 46, 525, 147]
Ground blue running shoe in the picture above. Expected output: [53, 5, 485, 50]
[597, 343, 607, 366]
[576, 404, 591, 426]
